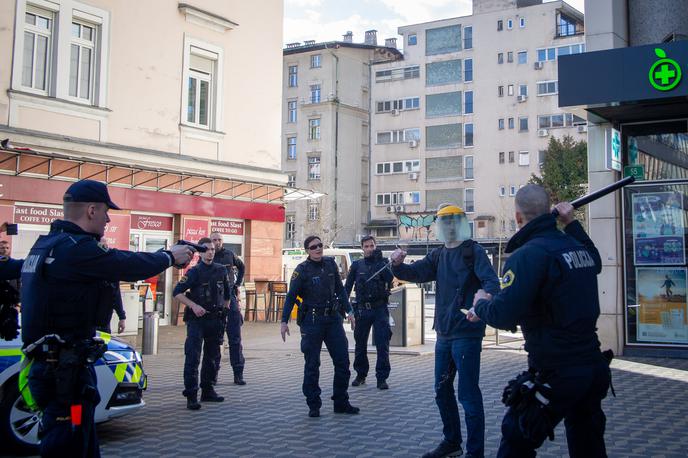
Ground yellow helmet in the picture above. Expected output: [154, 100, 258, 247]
[436, 205, 465, 218]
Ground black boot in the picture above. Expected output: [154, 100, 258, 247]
[421, 441, 463, 458]
[377, 380, 389, 390]
[201, 387, 225, 402]
[308, 407, 320, 418]
[234, 374, 246, 385]
[186, 394, 201, 410]
[334, 402, 360, 414]
[351, 376, 366, 387]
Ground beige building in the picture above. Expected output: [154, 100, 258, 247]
[281, 32, 402, 248]
[0, 0, 286, 325]
[369, 0, 586, 245]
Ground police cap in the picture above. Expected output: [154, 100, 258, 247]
[63, 179, 121, 210]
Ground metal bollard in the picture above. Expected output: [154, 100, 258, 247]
[142, 311, 159, 355]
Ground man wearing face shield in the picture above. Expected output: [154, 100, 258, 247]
[391, 204, 499, 458]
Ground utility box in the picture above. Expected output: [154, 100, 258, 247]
[387, 283, 424, 347]
[109, 289, 140, 336]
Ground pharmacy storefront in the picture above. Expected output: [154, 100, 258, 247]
[560, 40, 688, 356]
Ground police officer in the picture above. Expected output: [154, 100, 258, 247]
[20, 180, 193, 458]
[1, 224, 22, 341]
[174, 237, 230, 410]
[210, 231, 246, 385]
[344, 235, 393, 390]
[467, 184, 611, 457]
[280, 235, 359, 418]
[391, 204, 499, 458]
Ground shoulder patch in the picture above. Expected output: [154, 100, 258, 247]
[97, 241, 109, 252]
[291, 271, 299, 281]
[500, 269, 515, 289]
[179, 275, 188, 283]
[0, 256, 7, 262]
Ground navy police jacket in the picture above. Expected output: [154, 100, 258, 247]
[281, 256, 352, 323]
[213, 248, 244, 287]
[474, 214, 603, 370]
[393, 240, 499, 340]
[173, 262, 230, 311]
[0, 256, 23, 280]
[21, 220, 173, 345]
[344, 252, 393, 305]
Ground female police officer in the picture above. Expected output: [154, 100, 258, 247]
[280, 235, 359, 418]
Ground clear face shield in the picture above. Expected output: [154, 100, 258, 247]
[436, 211, 471, 244]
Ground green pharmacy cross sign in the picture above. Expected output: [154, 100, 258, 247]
[649, 48, 682, 91]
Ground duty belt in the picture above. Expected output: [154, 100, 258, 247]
[309, 306, 335, 316]
[356, 300, 386, 310]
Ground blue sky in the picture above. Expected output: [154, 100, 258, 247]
[284, 0, 585, 46]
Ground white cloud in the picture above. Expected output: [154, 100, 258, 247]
[285, 0, 323, 7]
[379, 0, 471, 24]
[284, 13, 399, 46]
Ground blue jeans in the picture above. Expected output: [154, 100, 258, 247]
[183, 318, 224, 396]
[353, 306, 391, 381]
[300, 313, 351, 409]
[497, 359, 610, 458]
[434, 337, 485, 457]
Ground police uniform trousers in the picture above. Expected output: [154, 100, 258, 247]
[214, 296, 245, 378]
[299, 311, 351, 409]
[353, 305, 391, 382]
[29, 361, 100, 458]
[434, 337, 485, 457]
[183, 316, 224, 396]
[497, 357, 611, 458]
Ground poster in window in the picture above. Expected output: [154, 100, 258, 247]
[636, 267, 688, 344]
[632, 192, 685, 265]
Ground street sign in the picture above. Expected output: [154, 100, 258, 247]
[624, 165, 645, 181]
[606, 128, 622, 171]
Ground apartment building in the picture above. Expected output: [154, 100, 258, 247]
[369, 0, 586, 247]
[282, 32, 402, 248]
[0, 0, 285, 325]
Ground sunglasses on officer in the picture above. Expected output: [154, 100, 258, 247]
[307, 243, 323, 250]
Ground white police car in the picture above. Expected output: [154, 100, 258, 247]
[0, 331, 147, 454]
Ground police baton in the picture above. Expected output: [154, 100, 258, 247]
[551, 176, 635, 217]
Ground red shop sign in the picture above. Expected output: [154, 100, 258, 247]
[210, 219, 244, 236]
[131, 214, 173, 231]
[103, 213, 131, 250]
[182, 217, 210, 243]
[14, 205, 63, 225]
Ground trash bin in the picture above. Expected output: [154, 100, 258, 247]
[385, 283, 424, 347]
[142, 311, 159, 355]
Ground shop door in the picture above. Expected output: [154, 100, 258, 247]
[143, 235, 173, 325]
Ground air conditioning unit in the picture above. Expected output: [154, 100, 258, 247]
[395, 205, 405, 212]
[392, 108, 400, 116]
[537, 129, 549, 137]
[408, 172, 419, 180]
[517, 95, 527, 102]
[409, 140, 419, 148]
[577, 125, 588, 133]
[534, 61, 543, 70]
[386, 205, 395, 213]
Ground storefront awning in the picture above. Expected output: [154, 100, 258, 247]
[0, 140, 321, 205]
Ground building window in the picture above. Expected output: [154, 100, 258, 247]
[426, 124, 462, 149]
[310, 54, 321, 68]
[288, 65, 298, 87]
[22, 7, 53, 93]
[499, 186, 506, 197]
[287, 174, 296, 187]
[308, 118, 321, 140]
[465, 188, 475, 212]
[519, 151, 530, 166]
[507, 51, 513, 63]
[508, 151, 515, 163]
[426, 24, 461, 55]
[498, 118, 505, 130]
[464, 156, 474, 180]
[508, 117, 514, 129]
[464, 91, 473, 114]
[498, 85, 504, 97]
[286, 137, 297, 160]
[186, 49, 216, 127]
[537, 47, 557, 62]
[517, 51, 527, 64]
[497, 53, 504, 64]
[286, 214, 296, 240]
[519, 17, 526, 28]
[507, 19, 513, 29]
[509, 185, 517, 196]
[507, 84, 514, 96]
[310, 84, 321, 103]
[408, 34, 417, 46]
[69, 21, 97, 100]
[426, 60, 461, 86]
[464, 123, 474, 147]
[463, 26, 473, 49]
[557, 13, 580, 37]
[499, 151, 505, 164]
[464, 58, 473, 82]
[538, 150, 546, 168]
[497, 20, 503, 31]
[537, 80, 558, 95]
[510, 219, 516, 231]
[404, 97, 420, 109]
[519, 117, 529, 132]
[287, 100, 297, 123]
[377, 96, 420, 113]
[308, 203, 319, 221]
[519, 84, 528, 96]
[376, 65, 420, 82]
[308, 156, 321, 180]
